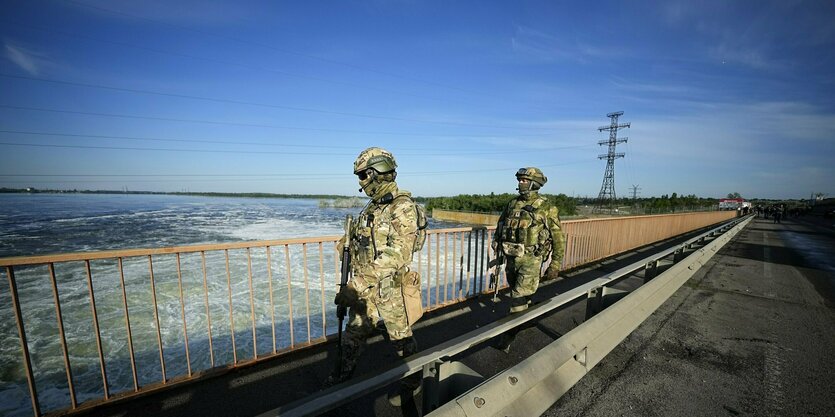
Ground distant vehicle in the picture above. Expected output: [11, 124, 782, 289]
[719, 198, 751, 211]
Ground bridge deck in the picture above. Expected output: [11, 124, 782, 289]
[75, 215, 835, 417]
[549, 215, 835, 417]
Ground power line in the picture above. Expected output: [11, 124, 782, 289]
[61, 0, 547, 109]
[0, 130, 593, 156]
[0, 129, 356, 150]
[0, 141, 353, 156]
[0, 160, 594, 182]
[624, 139, 637, 192]
[0, 104, 553, 138]
[1, 73, 558, 131]
[6, 20, 515, 112]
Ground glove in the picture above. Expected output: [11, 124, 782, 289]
[543, 265, 560, 282]
[334, 286, 359, 308]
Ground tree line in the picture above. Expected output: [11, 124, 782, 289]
[4, 187, 724, 215]
[422, 193, 723, 216]
[420, 193, 578, 216]
[574, 193, 718, 213]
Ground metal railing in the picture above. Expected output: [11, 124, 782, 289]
[0, 210, 735, 416]
[267, 214, 752, 417]
[426, 215, 754, 416]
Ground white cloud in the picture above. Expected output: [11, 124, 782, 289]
[4, 43, 42, 76]
[511, 25, 581, 63]
[614, 98, 835, 198]
[654, 0, 815, 71]
[609, 78, 694, 95]
[511, 25, 624, 64]
[707, 40, 785, 71]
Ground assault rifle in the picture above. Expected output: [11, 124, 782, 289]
[488, 244, 504, 302]
[336, 214, 352, 375]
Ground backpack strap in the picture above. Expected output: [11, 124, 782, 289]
[392, 193, 427, 230]
[522, 196, 548, 222]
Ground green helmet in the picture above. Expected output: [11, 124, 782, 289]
[516, 167, 547, 187]
[354, 147, 397, 175]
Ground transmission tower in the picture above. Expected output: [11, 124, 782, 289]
[595, 111, 630, 209]
[630, 184, 641, 200]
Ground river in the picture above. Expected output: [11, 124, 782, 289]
[0, 193, 455, 416]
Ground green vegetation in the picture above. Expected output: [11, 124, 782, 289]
[423, 193, 719, 217]
[6, 187, 766, 215]
[424, 193, 578, 216]
[575, 193, 718, 213]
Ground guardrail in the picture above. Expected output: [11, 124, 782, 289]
[267, 214, 752, 417]
[0, 210, 735, 416]
[427, 215, 753, 416]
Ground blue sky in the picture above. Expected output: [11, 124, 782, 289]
[1, 0, 833, 199]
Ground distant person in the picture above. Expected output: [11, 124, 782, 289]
[326, 147, 425, 406]
[491, 167, 565, 352]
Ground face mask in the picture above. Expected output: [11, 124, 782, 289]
[358, 169, 377, 196]
[517, 180, 532, 194]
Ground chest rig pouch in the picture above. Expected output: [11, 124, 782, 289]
[501, 197, 547, 257]
[351, 207, 381, 267]
[349, 192, 405, 269]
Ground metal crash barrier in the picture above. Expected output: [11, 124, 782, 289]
[427, 215, 753, 417]
[268, 214, 751, 417]
[0, 210, 735, 416]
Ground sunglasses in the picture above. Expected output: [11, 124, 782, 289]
[357, 169, 376, 181]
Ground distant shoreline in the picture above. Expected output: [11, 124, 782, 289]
[0, 187, 354, 200]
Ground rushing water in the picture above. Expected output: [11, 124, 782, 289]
[0, 193, 455, 416]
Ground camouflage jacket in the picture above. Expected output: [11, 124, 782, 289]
[494, 192, 565, 265]
[349, 183, 419, 287]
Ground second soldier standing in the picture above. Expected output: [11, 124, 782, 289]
[492, 167, 565, 352]
[327, 147, 426, 406]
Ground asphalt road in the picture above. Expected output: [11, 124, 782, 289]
[550, 215, 835, 417]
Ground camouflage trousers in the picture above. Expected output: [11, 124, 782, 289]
[506, 254, 544, 313]
[330, 277, 414, 383]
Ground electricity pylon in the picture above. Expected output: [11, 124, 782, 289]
[595, 111, 630, 210]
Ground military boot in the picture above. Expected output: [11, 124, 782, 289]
[387, 337, 422, 407]
[495, 296, 528, 353]
[323, 340, 364, 388]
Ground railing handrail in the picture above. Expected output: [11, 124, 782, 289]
[1, 210, 737, 417]
[0, 211, 722, 267]
[430, 208, 500, 215]
[428, 215, 753, 416]
[265, 215, 751, 417]
[0, 238, 344, 267]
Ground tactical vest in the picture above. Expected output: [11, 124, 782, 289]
[499, 196, 550, 256]
[350, 192, 422, 281]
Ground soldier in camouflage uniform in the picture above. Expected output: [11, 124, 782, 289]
[492, 167, 565, 352]
[326, 147, 422, 406]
